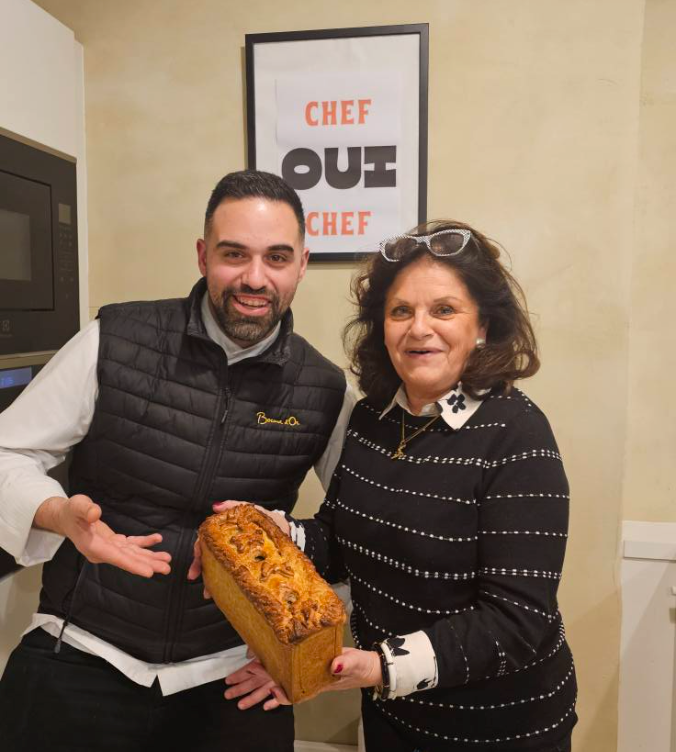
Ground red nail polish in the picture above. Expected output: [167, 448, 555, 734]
[334, 663, 343, 674]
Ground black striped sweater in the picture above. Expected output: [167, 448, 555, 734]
[296, 389, 577, 751]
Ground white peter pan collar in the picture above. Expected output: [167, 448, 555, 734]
[379, 383, 485, 430]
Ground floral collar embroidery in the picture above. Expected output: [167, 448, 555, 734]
[379, 383, 484, 430]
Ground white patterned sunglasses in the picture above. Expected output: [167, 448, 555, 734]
[379, 229, 473, 263]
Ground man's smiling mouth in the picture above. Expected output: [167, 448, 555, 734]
[233, 295, 269, 309]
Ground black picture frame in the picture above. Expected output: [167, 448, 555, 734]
[245, 24, 429, 262]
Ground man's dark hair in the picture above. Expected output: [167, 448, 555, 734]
[344, 219, 540, 406]
[204, 170, 305, 239]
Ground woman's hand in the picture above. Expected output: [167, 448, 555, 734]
[33, 494, 172, 578]
[325, 647, 382, 692]
[225, 648, 381, 711]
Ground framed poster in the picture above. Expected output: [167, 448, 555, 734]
[245, 24, 429, 261]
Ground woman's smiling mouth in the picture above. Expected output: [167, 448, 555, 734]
[405, 347, 442, 357]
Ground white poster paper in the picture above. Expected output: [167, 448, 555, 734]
[274, 74, 402, 255]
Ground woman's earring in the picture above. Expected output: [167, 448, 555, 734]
[475, 338, 486, 349]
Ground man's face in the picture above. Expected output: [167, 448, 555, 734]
[196, 197, 309, 347]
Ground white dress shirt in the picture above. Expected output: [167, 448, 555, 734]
[0, 294, 356, 694]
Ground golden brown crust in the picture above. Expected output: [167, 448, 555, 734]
[199, 505, 346, 644]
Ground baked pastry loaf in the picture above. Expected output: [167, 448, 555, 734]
[199, 504, 346, 702]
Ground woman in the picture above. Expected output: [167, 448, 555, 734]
[224, 221, 577, 752]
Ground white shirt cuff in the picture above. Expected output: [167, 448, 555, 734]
[380, 630, 438, 698]
[288, 519, 306, 551]
[270, 508, 306, 551]
[18, 527, 67, 566]
[0, 474, 67, 564]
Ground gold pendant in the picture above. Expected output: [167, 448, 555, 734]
[392, 441, 406, 460]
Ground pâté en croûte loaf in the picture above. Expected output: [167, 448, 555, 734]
[199, 504, 346, 703]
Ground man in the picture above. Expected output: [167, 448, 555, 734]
[0, 170, 354, 751]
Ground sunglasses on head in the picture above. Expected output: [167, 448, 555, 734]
[379, 229, 472, 263]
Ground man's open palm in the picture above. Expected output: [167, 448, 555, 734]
[60, 494, 172, 577]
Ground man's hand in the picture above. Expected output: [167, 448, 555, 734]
[187, 535, 211, 598]
[34, 494, 171, 578]
[225, 659, 290, 710]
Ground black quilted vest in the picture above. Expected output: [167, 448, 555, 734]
[38, 279, 346, 663]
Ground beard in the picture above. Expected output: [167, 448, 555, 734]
[211, 285, 285, 346]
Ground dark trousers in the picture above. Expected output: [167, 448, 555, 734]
[362, 694, 572, 752]
[0, 628, 294, 752]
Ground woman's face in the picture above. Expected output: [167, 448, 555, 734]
[383, 257, 487, 405]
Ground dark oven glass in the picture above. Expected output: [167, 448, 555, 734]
[0, 169, 54, 310]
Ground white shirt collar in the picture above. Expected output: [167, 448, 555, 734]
[379, 383, 484, 430]
[200, 293, 281, 365]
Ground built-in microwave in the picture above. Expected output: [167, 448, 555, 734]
[0, 130, 79, 362]
[0, 132, 80, 577]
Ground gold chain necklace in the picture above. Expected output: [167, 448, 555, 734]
[392, 411, 441, 460]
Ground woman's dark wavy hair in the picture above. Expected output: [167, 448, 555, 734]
[343, 220, 540, 406]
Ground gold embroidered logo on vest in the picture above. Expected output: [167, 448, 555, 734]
[256, 411, 301, 427]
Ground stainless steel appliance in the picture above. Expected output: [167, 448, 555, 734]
[0, 130, 80, 578]
[0, 130, 79, 362]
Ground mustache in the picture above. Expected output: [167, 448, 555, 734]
[229, 284, 268, 296]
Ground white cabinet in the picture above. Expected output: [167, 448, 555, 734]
[618, 522, 676, 752]
[0, 0, 88, 326]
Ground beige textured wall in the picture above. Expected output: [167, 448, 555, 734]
[623, 0, 676, 523]
[30, 1, 653, 748]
